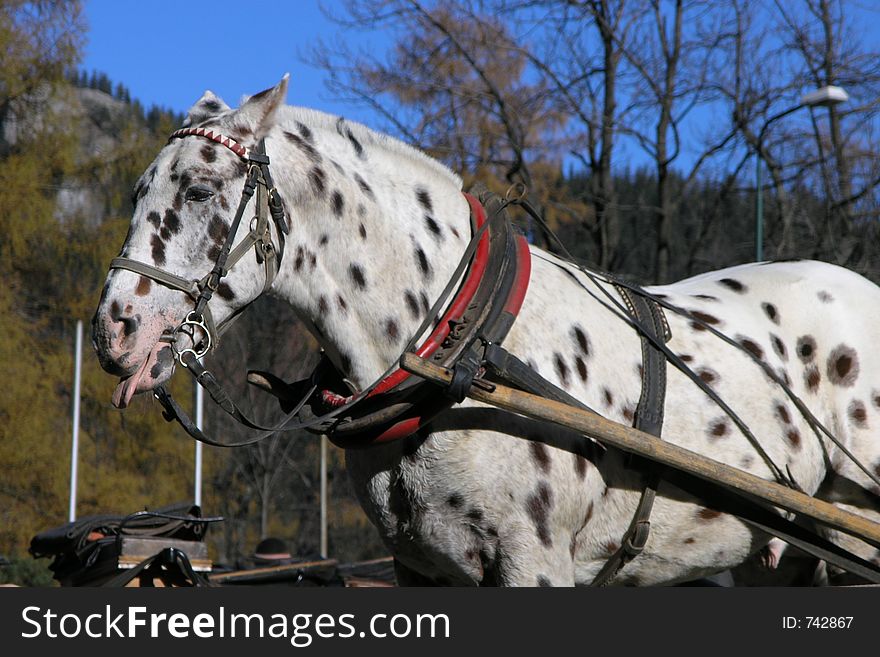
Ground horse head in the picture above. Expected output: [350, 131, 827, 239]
[92, 76, 290, 408]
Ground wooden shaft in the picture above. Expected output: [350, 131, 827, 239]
[400, 353, 880, 548]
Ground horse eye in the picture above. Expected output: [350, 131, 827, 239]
[185, 185, 214, 202]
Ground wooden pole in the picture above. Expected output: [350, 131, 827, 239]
[400, 353, 880, 548]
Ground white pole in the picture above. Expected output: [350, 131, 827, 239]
[194, 381, 204, 508]
[68, 320, 82, 523]
[320, 435, 328, 558]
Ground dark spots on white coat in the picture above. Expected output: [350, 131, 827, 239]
[689, 310, 721, 331]
[697, 368, 718, 386]
[284, 130, 321, 163]
[150, 234, 166, 266]
[414, 246, 431, 279]
[216, 282, 235, 301]
[804, 365, 821, 392]
[817, 290, 834, 303]
[415, 187, 433, 211]
[796, 335, 817, 362]
[697, 508, 722, 521]
[572, 325, 590, 356]
[737, 335, 764, 360]
[349, 264, 367, 289]
[331, 190, 345, 217]
[827, 345, 859, 387]
[404, 290, 420, 320]
[525, 482, 553, 548]
[718, 278, 747, 293]
[575, 356, 588, 382]
[554, 353, 569, 386]
[309, 166, 326, 196]
[529, 440, 551, 474]
[771, 334, 787, 360]
[761, 302, 780, 324]
[135, 276, 151, 296]
[848, 399, 868, 428]
[149, 346, 174, 379]
[354, 173, 374, 199]
[708, 419, 728, 438]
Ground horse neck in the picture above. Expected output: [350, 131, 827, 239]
[265, 111, 471, 389]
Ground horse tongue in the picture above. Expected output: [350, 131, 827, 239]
[111, 343, 164, 409]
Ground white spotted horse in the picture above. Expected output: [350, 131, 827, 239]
[92, 76, 880, 586]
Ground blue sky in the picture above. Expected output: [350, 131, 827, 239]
[82, 0, 370, 120]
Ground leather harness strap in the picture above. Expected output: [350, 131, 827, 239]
[590, 286, 670, 586]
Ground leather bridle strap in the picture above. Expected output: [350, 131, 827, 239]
[110, 138, 286, 357]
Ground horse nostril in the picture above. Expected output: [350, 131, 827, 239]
[119, 314, 140, 338]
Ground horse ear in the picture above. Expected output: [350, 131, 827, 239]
[182, 90, 231, 127]
[235, 74, 289, 140]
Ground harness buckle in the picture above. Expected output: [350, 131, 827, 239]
[171, 311, 213, 366]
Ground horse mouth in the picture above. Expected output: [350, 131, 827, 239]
[111, 341, 176, 408]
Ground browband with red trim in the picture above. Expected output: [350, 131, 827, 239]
[169, 127, 250, 159]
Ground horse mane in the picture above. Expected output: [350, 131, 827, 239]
[278, 105, 463, 190]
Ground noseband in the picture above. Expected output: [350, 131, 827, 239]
[109, 128, 290, 362]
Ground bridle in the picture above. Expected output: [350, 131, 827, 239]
[109, 127, 290, 363]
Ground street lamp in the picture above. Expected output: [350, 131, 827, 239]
[754, 85, 849, 261]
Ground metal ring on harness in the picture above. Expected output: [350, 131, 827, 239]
[172, 311, 212, 366]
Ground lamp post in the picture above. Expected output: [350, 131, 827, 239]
[754, 85, 849, 261]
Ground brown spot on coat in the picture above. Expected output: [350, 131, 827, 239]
[554, 353, 569, 386]
[572, 325, 590, 356]
[848, 400, 868, 428]
[708, 419, 728, 438]
[331, 190, 345, 217]
[804, 365, 821, 392]
[827, 345, 859, 387]
[575, 356, 588, 382]
[135, 276, 151, 296]
[718, 278, 746, 293]
[200, 144, 217, 163]
[761, 302, 780, 324]
[774, 403, 791, 425]
[771, 334, 787, 360]
[786, 428, 801, 448]
[738, 336, 764, 360]
[308, 167, 326, 196]
[529, 441, 551, 474]
[216, 283, 235, 301]
[349, 264, 367, 289]
[603, 388, 614, 407]
[404, 291, 420, 320]
[525, 482, 553, 548]
[208, 214, 228, 244]
[697, 508, 722, 521]
[689, 310, 721, 331]
[796, 335, 817, 362]
[150, 234, 166, 265]
[698, 368, 718, 385]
